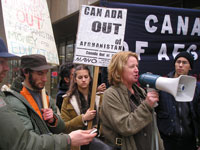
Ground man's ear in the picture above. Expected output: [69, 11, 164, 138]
[64, 77, 70, 83]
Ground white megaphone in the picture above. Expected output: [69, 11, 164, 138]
[139, 73, 197, 102]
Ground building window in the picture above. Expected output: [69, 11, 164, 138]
[65, 40, 74, 62]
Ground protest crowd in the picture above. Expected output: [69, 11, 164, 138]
[0, 1, 200, 150]
[0, 36, 200, 150]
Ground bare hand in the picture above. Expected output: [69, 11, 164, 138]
[69, 129, 97, 146]
[41, 108, 54, 123]
[97, 83, 106, 92]
[145, 91, 159, 108]
[83, 109, 96, 121]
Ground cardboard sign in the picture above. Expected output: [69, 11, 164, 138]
[73, 5, 127, 67]
[2, 0, 59, 65]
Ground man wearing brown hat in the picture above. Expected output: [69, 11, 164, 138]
[6, 54, 66, 135]
[0, 38, 96, 149]
[155, 51, 200, 150]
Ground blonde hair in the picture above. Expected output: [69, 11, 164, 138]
[108, 51, 138, 86]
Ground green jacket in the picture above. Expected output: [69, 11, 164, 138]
[100, 83, 164, 150]
[0, 91, 71, 150]
[5, 77, 66, 135]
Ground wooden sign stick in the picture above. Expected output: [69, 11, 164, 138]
[87, 66, 99, 129]
[41, 87, 48, 109]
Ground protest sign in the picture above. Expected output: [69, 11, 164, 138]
[2, 0, 59, 65]
[73, 5, 127, 67]
[73, 5, 127, 129]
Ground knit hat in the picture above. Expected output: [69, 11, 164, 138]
[174, 51, 194, 69]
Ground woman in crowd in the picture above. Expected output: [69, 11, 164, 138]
[100, 51, 164, 150]
[61, 64, 102, 150]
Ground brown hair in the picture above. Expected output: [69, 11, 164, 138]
[67, 64, 92, 98]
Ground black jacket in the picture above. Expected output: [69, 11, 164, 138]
[56, 80, 69, 111]
[155, 72, 200, 143]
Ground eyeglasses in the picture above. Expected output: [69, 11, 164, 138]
[176, 60, 189, 65]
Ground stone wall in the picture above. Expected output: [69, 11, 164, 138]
[47, 0, 98, 22]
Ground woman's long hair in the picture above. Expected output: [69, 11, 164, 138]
[67, 65, 93, 99]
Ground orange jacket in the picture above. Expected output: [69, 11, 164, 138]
[20, 87, 49, 119]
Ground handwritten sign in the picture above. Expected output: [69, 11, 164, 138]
[73, 5, 127, 67]
[2, 0, 59, 65]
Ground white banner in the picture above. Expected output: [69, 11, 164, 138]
[73, 5, 127, 67]
[2, 0, 59, 65]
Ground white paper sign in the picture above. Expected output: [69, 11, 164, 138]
[2, 0, 59, 65]
[73, 5, 127, 67]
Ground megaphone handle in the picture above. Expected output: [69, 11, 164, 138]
[146, 85, 158, 107]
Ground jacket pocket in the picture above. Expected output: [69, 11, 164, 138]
[156, 112, 174, 136]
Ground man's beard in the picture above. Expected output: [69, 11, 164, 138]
[29, 73, 43, 90]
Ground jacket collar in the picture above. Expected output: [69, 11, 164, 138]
[116, 83, 146, 98]
[167, 71, 175, 78]
[117, 83, 128, 94]
[70, 95, 100, 115]
[22, 82, 41, 92]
